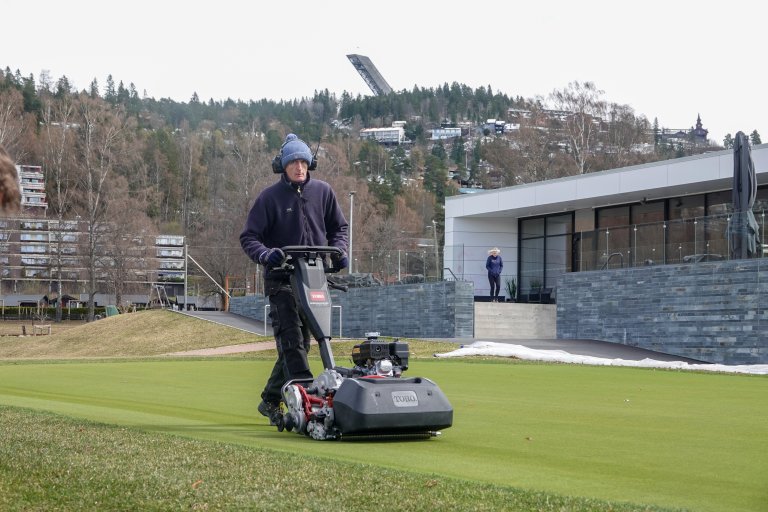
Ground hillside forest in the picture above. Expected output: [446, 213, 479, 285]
[0, 67, 763, 305]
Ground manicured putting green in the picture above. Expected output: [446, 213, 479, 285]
[1, 358, 766, 512]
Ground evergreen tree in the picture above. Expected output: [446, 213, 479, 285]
[54, 76, 71, 98]
[117, 80, 130, 104]
[21, 74, 40, 113]
[105, 75, 116, 103]
[450, 136, 466, 166]
[431, 141, 447, 162]
[750, 130, 762, 145]
[89, 78, 100, 98]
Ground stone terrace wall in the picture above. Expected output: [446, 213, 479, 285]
[557, 259, 767, 364]
[230, 280, 475, 340]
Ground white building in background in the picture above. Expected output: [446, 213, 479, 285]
[444, 144, 768, 300]
[15, 164, 47, 212]
[430, 127, 462, 140]
[359, 126, 405, 144]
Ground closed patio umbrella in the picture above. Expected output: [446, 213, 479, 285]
[728, 131, 760, 259]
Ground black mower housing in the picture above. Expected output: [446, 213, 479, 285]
[332, 376, 453, 435]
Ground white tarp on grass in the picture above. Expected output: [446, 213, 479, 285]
[433, 341, 768, 375]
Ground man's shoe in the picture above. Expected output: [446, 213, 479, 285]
[258, 400, 281, 426]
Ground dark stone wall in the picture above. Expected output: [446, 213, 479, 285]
[229, 280, 475, 339]
[556, 259, 768, 364]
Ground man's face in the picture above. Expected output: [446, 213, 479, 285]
[285, 159, 308, 183]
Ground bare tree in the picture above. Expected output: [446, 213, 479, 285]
[75, 95, 134, 320]
[549, 81, 606, 174]
[100, 177, 158, 308]
[0, 88, 31, 162]
[602, 103, 651, 169]
[189, 225, 248, 310]
[40, 92, 78, 321]
[176, 123, 206, 234]
[226, 122, 267, 216]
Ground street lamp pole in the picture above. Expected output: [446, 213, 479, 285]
[348, 191, 356, 273]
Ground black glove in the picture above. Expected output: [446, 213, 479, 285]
[331, 251, 349, 270]
[259, 248, 285, 267]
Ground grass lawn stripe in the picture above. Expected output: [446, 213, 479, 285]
[0, 406, 678, 512]
[1, 358, 766, 512]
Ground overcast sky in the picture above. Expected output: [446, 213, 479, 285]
[5, 0, 764, 144]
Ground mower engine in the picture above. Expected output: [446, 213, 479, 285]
[350, 332, 409, 377]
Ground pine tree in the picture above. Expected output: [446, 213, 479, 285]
[89, 78, 100, 98]
[105, 75, 116, 103]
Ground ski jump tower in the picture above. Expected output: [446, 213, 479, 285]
[346, 54, 393, 96]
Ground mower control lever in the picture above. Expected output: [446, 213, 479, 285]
[327, 278, 348, 292]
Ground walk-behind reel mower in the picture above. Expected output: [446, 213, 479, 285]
[274, 246, 453, 441]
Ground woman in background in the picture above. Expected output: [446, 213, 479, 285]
[485, 247, 503, 302]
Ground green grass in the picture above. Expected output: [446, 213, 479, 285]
[0, 310, 270, 358]
[0, 406, 671, 512]
[0, 310, 766, 511]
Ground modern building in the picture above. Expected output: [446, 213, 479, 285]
[444, 144, 768, 300]
[444, 144, 768, 363]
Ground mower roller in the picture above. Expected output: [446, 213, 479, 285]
[274, 246, 453, 441]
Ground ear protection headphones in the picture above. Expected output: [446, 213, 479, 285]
[271, 138, 319, 174]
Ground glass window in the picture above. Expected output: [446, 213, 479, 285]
[21, 233, 46, 241]
[597, 226, 630, 269]
[521, 218, 545, 238]
[706, 190, 731, 216]
[519, 213, 573, 300]
[520, 237, 543, 292]
[631, 202, 664, 225]
[545, 234, 569, 287]
[597, 206, 630, 229]
[546, 214, 572, 235]
[669, 195, 704, 220]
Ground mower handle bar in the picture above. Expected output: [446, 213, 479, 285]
[280, 245, 346, 275]
[281, 245, 343, 257]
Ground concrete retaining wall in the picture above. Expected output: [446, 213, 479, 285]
[474, 302, 556, 339]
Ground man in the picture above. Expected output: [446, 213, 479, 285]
[240, 133, 348, 424]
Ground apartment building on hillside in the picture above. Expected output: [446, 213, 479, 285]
[16, 164, 47, 212]
[0, 216, 185, 298]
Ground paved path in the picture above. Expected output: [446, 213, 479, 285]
[173, 310, 704, 363]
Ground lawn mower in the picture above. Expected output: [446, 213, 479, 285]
[273, 246, 453, 441]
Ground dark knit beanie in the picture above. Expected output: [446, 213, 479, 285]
[280, 134, 312, 169]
